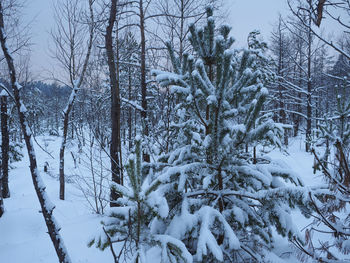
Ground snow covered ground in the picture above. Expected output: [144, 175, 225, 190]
[0, 135, 325, 262]
[0, 136, 113, 263]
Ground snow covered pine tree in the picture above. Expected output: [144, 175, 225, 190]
[152, 7, 310, 262]
[89, 136, 189, 263]
[91, 7, 313, 263]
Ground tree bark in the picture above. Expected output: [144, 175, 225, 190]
[106, 0, 122, 207]
[128, 68, 132, 151]
[294, 35, 303, 137]
[306, 9, 313, 152]
[0, 3, 71, 262]
[315, 0, 326, 27]
[1, 95, 9, 198]
[139, 0, 150, 163]
[0, 192, 3, 217]
[277, 19, 288, 146]
[0, 168, 4, 217]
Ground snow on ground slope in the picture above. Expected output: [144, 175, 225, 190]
[0, 135, 325, 262]
[267, 137, 324, 187]
[0, 136, 112, 263]
[266, 137, 325, 262]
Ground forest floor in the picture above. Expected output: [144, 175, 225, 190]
[0, 135, 325, 263]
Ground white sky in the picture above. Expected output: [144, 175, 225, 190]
[24, 0, 54, 80]
[228, 0, 289, 46]
[22, 0, 342, 80]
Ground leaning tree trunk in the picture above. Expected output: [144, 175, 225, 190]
[106, 0, 122, 207]
[59, 0, 94, 200]
[0, 3, 71, 262]
[1, 93, 9, 198]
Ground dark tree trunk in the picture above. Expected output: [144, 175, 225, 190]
[139, 0, 150, 163]
[0, 168, 4, 217]
[128, 69, 132, 151]
[0, 191, 3, 217]
[59, 104, 71, 200]
[179, 0, 185, 61]
[71, 107, 74, 139]
[1, 95, 9, 198]
[306, 12, 312, 152]
[0, 3, 71, 261]
[294, 38, 303, 138]
[277, 22, 288, 146]
[106, 0, 122, 207]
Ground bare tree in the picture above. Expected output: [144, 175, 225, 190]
[138, 0, 150, 162]
[289, 0, 350, 60]
[283, 1, 323, 151]
[105, 0, 123, 206]
[270, 15, 292, 145]
[306, 1, 313, 152]
[0, 1, 71, 262]
[74, 131, 109, 215]
[154, 0, 221, 59]
[51, 0, 95, 200]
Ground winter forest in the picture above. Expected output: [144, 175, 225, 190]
[0, 0, 349, 262]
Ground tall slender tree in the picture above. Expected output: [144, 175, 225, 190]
[138, 0, 150, 162]
[105, 0, 123, 206]
[1, 91, 9, 198]
[270, 15, 291, 145]
[51, 0, 95, 200]
[305, 0, 313, 152]
[284, 2, 319, 151]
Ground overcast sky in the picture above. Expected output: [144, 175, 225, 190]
[229, 0, 289, 45]
[22, 0, 341, 81]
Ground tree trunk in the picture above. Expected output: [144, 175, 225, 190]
[306, 12, 312, 152]
[1, 95, 9, 198]
[0, 3, 71, 261]
[294, 37, 303, 138]
[128, 69, 132, 151]
[0, 168, 4, 217]
[179, 0, 184, 60]
[0, 194, 3, 217]
[59, 105, 71, 200]
[106, 0, 122, 207]
[139, 0, 150, 163]
[277, 23, 288, 146]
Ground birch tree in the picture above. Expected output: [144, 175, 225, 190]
[51, 0, 95, 200]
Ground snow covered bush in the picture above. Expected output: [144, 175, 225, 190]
[89, 136, 191, 263]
